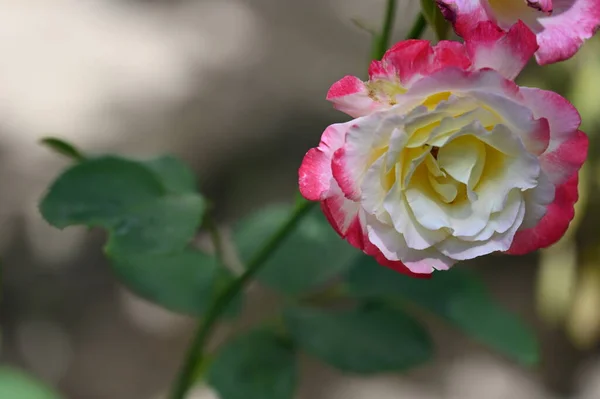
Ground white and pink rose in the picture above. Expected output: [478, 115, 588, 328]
[298, 22, 587, 277]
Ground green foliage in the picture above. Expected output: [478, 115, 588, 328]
[38, 154, 234, 317]
[105, 195, 205, 255]
[0, 368, 61, 399]
[420, 0, 451, 40]
[141, 155, 198, 194]
[38, 141, 540, 398]
[40, 157, 166, 229]
[284, 305, 433, 373]
[40, 137, 85, 162]
[208, 331, 297, 399]
[345, 257, 539, 365]
[234, 205, 358, 295]
[111, 250, 238, 317]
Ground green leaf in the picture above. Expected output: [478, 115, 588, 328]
[40, 137, 85, 162]
[447, 297, 539, 365]
[234, 205, 358, 295]
[40, 156, 165, 229]
[420, 0, 451, 40]
[105, 195, 205, 255]
[0, 367, 62, 399]
[345, 257, 539, 365]
[110, 249, 239, 317]
[284, 305, 432, 374]
[142, 155, 197, 194]
[40, 155, 220, 316]
[346, 256, 486, 313]
[40, 156, 205, 254]
[208, 331, 297, 399]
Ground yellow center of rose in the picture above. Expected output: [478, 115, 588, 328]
[361, 89, 541, 245]
[380, 95, 502, 208]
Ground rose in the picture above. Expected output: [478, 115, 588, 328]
[298, 22, 588, 276]
[437, 0, 600, 64]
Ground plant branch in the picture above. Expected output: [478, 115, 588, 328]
[169, 199, 316, 399]
[204, 213, 224, 267]
[372, 0, 397, 60]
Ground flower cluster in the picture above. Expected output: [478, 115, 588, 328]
[299, 4, 594, 276]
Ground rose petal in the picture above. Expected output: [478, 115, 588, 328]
[327, 76, 384, 118]
[533, 0, 600, 65]
[519, 88, 587, 186]
[465, 20, 538, 80]
[507, 172, 580, 254]
[299, 123, 350, 201]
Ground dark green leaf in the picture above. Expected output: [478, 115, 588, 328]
[40, 156, 165, 229]
[234, 205, 358, 295]
[0, 367, 61, 399]
[105, 195, 205, 255]
[110, 249, 239, 317]
[346, 256, 486, 315]
[284, 305, 432, 373]
[40, 156, 205, 255]
[142, 155, 197, 194]
[420, 0, 451, 40]
[208, 331, 297, 399]
[40, 137, 85, 162]
[345, 257, 539, 365]
[40, 155, 220, 316]
[448, 296, 539, 365]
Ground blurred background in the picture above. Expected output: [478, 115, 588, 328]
[1, 0, 599, 398]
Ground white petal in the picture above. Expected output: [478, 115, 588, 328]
[457, 189, 523, 242]
[437, 135, 486, 188]
[383, 185, 448, 250]
[361, 154, 389, 220]
[405, 165, 489, 236]
[428, 174, 459, 203]
[520, 169, 555, 230]
[437, 195, 526, 260]
[365, 216, 454, 272]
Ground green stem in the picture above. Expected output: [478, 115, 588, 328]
[406, 13, 427, 40]
[169, 199, 316, 399]
[169, 7, 429, 398]
[204, 214, 224, 266]
[372, 0, 397, 60]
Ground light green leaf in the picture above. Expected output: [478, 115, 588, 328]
[110, 249, 239, 317]
[208, 331, 297, 399]
[234, 205, 358, 295]
[40, 137, 85, 162]
[345, 257, 539, 365]
[420, 0, 451, 40]
[0, 367, 61, 399]
[284, 305, 432, 373]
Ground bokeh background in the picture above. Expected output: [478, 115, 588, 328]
[1, 1, 599, 398]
